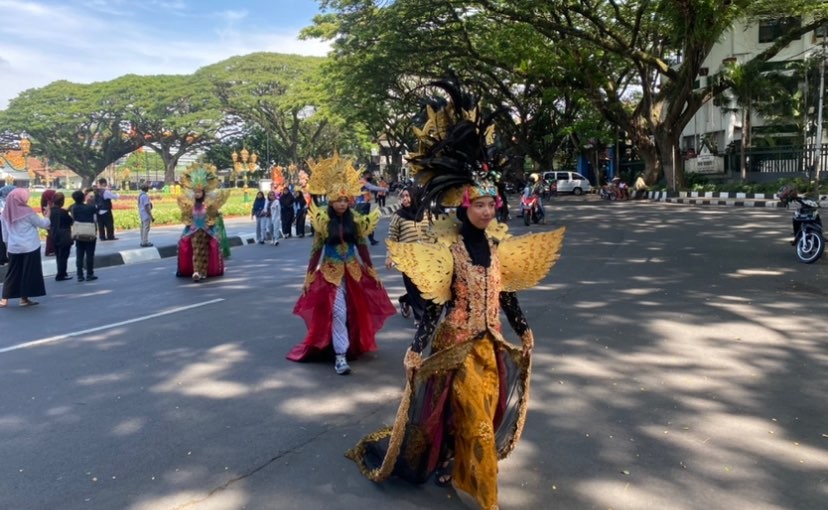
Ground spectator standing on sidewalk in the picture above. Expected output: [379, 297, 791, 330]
[0, 185, 14, 266]
[95, 178, 119, 240]
[49, 192, 74, 281]
[69, 190, 98, 282]
[0, 188, 50, 308]
[41, 189, 57, 256]
[138, 183, 155, 247]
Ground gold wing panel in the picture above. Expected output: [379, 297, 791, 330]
[355, 208, 380, 238]
[308, 201, 330, 235]
[387, 240, 453, 304]
[498, 227, 566, 292]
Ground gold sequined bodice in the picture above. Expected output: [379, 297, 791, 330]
[442, 240, 503, 345]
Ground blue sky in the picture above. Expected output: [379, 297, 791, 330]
[0, 0, 331, 109]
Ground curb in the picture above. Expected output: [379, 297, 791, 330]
[0, 234, 258, 280]
[642, 191, 828, 208]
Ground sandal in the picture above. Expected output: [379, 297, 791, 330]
[20, 299, 39, 307]
[0, 299, 7, 308]
[434, 459, 453, 488]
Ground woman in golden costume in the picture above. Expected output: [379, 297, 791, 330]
[347, 80, 565, 510]
[287, 154, 396, 375]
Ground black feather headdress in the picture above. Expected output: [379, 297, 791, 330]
[407, 78, 507, 214]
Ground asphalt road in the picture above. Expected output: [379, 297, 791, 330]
[1, 197, 826, 510]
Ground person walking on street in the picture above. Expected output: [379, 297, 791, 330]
[287, 154, 395, 374]
[251, 191, 267, 244]
[294, 188, 307, 238]
[69, 189, 98, 282]
[279, 186, 295, 238]
[347, 80, 566, 510]
[269, 190, 285, 245]
[49, 192, 74, 281]
[385, 185, 432, 324]
[138, 182, 155, 247]
[95, 178, 119, 240]
[0, 188, 51, 307]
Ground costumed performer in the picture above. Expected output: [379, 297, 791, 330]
[287, 154, 396, 375]
[346, 79, 566, 510]
[176, 165, 230, 282]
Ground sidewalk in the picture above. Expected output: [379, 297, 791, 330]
[0, 204, 402, 280]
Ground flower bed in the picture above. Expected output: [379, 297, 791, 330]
[28, 189, 254, 231]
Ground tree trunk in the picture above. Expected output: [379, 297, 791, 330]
[653, 130, 685, 191]
[740, 107, 751, 182]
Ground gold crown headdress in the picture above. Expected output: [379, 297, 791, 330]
[306, 153, 362, 201]
[407, 77, 506, 211]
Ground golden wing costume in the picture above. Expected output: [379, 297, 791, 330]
[348, 78, 566, 510]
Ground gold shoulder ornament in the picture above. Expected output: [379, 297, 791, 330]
[498, 227, 566, 292]
[308, 200, 330, 235]
[386, 240, 453, 304]
[354, 207, 380, 239]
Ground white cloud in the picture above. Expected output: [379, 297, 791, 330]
[0, 0, 331, 109]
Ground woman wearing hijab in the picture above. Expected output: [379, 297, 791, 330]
[347, 80, 565, 510]
[0, 188, 51, 307]
[0, 185, 15, 266]
[384, 185, 433, 324]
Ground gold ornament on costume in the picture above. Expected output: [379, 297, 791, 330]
[498, 227, 566, 291]
[306, 153, 362, 201]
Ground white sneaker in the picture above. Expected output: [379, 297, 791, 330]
[334, 355, 351, 375]
[192, 272, 200, 281]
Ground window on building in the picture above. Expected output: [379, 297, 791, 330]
[758, 17, 801, 44]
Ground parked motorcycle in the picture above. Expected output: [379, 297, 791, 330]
[779, 186, 824, 264]
[520, 193, 543, 226]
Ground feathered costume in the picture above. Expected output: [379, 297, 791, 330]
[346, 79, 565, 510]
[287, 154, 396, 362]
[176, 165, 230, 280]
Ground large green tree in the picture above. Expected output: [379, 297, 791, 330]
[466, 0, 828, 188]
[196, 53, 369, 167]
[307, 0, 614, 180]
[0, 80, 144, 187]
[110, 74, 227, 184]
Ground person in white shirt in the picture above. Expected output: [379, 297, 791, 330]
[138, 183, 155, 247]
[269, 190, 285, 246]
[0, 188, 50, 307]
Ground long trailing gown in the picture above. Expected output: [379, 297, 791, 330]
[347, 217, 565, 510]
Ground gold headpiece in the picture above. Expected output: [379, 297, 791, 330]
[407, 78, 505, 209]
[180, 164, 220, 193]
[306, 153, 362, 201]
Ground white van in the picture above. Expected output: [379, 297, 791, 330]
[542, 171, 593, 195]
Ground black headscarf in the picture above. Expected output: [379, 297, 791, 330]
[396, 185, 423, 222]
[457, 206, 490, 268]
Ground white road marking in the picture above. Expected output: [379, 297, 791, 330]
[0, 298, 225, 354]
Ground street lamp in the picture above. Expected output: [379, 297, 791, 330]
[20, 137, 32, 185]
[233, 147, 258, 202]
